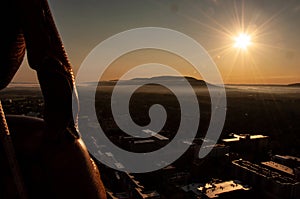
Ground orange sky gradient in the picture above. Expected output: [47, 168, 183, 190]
[10, 0, 300, 85]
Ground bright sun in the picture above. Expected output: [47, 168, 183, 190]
[234, 33, 251, 50]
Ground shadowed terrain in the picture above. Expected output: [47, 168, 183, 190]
[1, 78, 299, 156]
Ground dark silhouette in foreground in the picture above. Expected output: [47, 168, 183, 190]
[0, 0, 106, 198]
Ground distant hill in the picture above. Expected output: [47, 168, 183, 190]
[287, 83, 300, 87]
[81, 76, 212, 87]
[132, 75, 198, 81]
[130, 76, 207, 86]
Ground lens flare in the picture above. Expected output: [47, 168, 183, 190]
[234, 33, 251, 50]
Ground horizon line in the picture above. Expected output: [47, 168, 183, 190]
[9, 80, 300, 86]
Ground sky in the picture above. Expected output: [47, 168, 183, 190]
[12, 0, 300, 85]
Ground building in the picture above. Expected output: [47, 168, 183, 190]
[142, 129, 169, 143]
[132, 188, 160, 199]
[190, 139, 230, 179]
[222, 133, 270, 160]
[106, 190, 129, 199]
[261, 161, 294, 178]
[271, 155, 300, 181]
[232, 159, 300, 199]
[114, 129, 170, 153]
[272, 155, 300, 168]
[200, 143, 230, 158]
[181, 180, 252, 199]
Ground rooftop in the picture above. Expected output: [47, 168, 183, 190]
[261, 161, 294, 176]
[232, 159, 298, 184]
[200, 180, 251, 198]
[274, 155, 300, 162]
[142, 129, 169, 141]
[181, 180, 251, 198]
[222, 133, 269, 142]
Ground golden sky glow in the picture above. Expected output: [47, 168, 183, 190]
[99, 49, 202, 82]
[10, 0, 300, 85]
